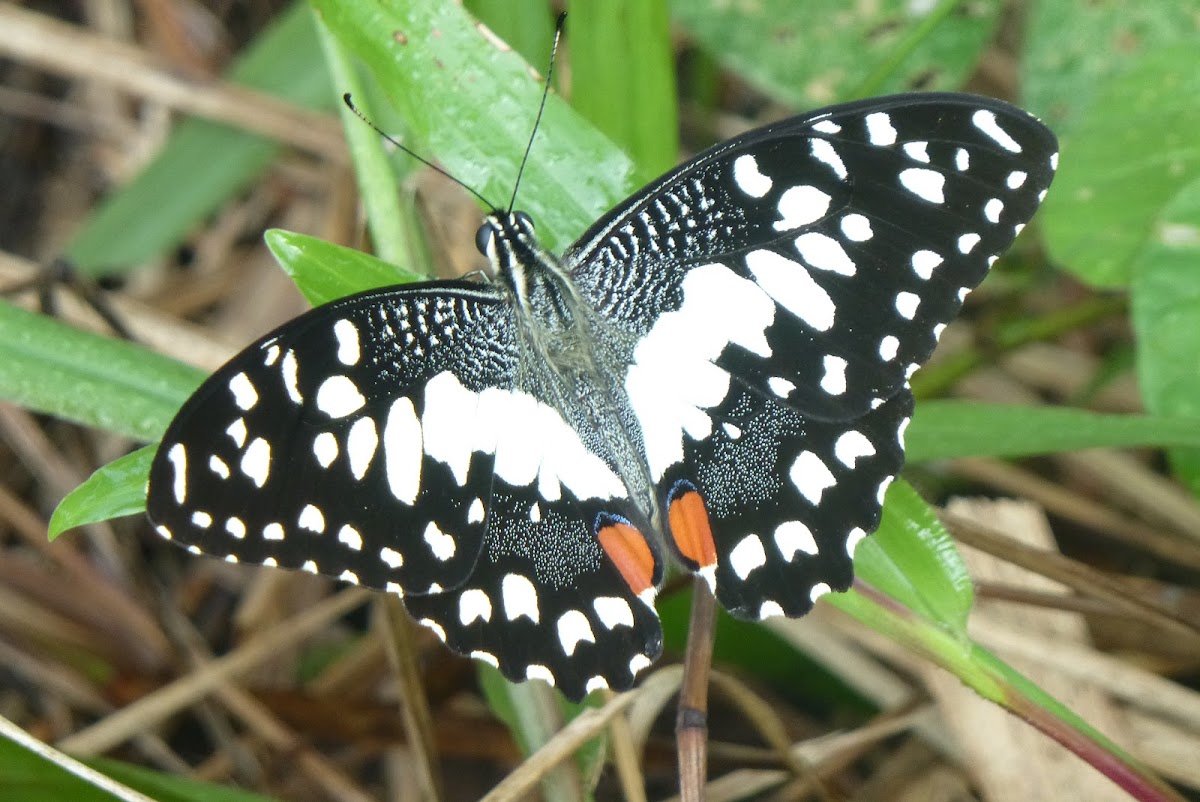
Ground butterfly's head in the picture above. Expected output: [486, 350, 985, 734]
[476, 209, 543, 276]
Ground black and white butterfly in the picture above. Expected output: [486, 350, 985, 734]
[147, 92, 1057, 701]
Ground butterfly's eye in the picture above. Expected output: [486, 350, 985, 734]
[514, 211, 534, 233]
[475, 222, 496, 257]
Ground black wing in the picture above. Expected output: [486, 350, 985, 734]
[147, 279, 662, 699]
[565, 93, 1057, 616]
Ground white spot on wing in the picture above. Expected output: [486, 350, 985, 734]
[895, 291, 920, 320]
[729, 534, 767, 579]
[790, 451, 836, 505]
[380, 547, 403, 568]
[955, 148, 970, 171]
[796, 232, 856, 276]
[339, 570, 359, 584]
[383, 397, 422, 503]
[263, 522, 285, 541]
[420, 619, 447, 642]
[298, 504, 325, 533]
[811, 139, 847, 179]
[459, 588, 492, 624]
[972, 109, 1022, 152]
[593, 596, 634, 629]
[226, 419, 247, 448]
[911, 249, 943, 279]
[557, 610, 596, 656]
[984, 198, 1004, 223]
[902, 141, 929, 162]
[1006, 170, 1027, 189]
[467, 497, 485, 524]
[240, 438, 271, 488]
[865, 112, 897, 146]
[282, 350, 301, 404]
[585, 676, 609, 694]
[338, 524, 362, 550]
[208, 455, 230, 479]
[768, 376, 796, 397]
[471, 650, 499, 668]
[229, 373, 257, 411]
[732, 154, 772, 198]
[820, 355, 847, 396]
[424, 521, 455, 561]
[899, 168, 945, 204]
[759, 600, 785, 620]
[225, 518, 245, 539]
[191, 511, 212, 528]
[316, 376, 365, 418]
[958, 233, 981, 253]
[423, 371, 626, 502]
[333, 319, 360, 365]
[313, 432, 338, 468]
[773, 185, 831, 230]
[167, 444, 187, 504]
[626, 263, 775, 480]
[775, 521, 818, 559]
[629, 653, 653, 676]
[347, 417, 378, 480]
[526, 664, 555, 685]
[834, 431, 876, 468]
[840, 213, 872, 241]
[746, 249, 835, 331]
[879, 335, 899, 361]
[846, 527, 867, 557]
[501, 573, 539, 622]
[810, 582, 833, 602]
[811, 119, 840, 134]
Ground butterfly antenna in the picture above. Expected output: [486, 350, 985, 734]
[342, 93, 496, 210]
[508, 11, 567, 213]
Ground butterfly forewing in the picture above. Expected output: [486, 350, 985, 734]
[569, 94, 1057, 422]
[147, 92, 1057, 701]
[148, 282, 514, 594]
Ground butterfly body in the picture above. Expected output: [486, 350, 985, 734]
[148, 93, 1057, 700]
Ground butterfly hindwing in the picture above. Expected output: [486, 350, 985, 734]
[661, 380, 911, 620]
[403, 491, 663, 700]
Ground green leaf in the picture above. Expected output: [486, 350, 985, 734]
[66, 4, 334, 275]
[478, 666, 604, 802]
[672, 0, 1002, 107]
[569, 0, 678, 177]
[0, 727, 278, 802]
[1131, 176, 1200, 495]
[0, 300, 203, 441]
[1023, 0, 1200, 131]
[311, 0, 636, 253]
[263, 229, 425, 306]
[49, 447, 154, 540]
[1041, 45, 1200, 286]
[465, 0, 557, 69]
[852, 480, 973, 631]
[905, 401, 1200, 464]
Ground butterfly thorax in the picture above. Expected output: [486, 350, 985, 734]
[477, 210, 660, 528]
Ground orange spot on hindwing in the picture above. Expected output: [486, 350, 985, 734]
[667, 482, 717, 573]
[596, 515, 656, 598]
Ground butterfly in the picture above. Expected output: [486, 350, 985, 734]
[146, 91, 1057, 701]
